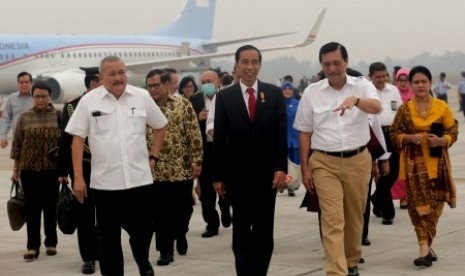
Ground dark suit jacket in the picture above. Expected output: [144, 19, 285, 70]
[190, 92, 208, 144]
[212, 81, 287, 198]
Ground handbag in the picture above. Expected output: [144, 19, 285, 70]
[7, 181, 26, 231]
[300, 190, 320, 213]
[56, 183, 78, 235]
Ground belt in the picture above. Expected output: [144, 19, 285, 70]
[317, 145, 366, 158]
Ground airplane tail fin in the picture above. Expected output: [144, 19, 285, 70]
[152, 0, 216, 40]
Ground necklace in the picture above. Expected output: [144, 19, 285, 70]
[413, 97, 432, 119]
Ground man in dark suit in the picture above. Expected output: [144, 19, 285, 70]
[58, 66, 100, 274]
[212, 45, 288, 276]
[190, 70, 232, 238]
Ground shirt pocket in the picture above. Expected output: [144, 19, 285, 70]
[313, 105, 332, 128]
[127, 109, 147, 135]
[91, 111, 113, 136]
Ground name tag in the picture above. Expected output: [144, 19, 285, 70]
[391, 101, 398, 111]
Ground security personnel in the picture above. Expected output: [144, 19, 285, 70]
[58, 66, 100, 274]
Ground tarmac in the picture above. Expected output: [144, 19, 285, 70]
[1, 89, 464, 276]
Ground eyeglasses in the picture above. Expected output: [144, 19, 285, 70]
[146, 83, 160, 90]
[397, 78, 409, 83]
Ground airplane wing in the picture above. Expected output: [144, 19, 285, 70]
[125, 8, 327, 73]
[201, 32, 295, 49]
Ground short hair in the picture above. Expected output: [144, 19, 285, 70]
[346, 68, 363, 77]
[221, 74, 234, 87]
[145, 69, 164, 85]
[179, 76, 198, 95]
[368, 62, 387, 75]
[409, 66, 432, 82]
[283, 75, 293, 83]
[440, 72, 446, 78]
[235, 45, 262, 63]
[31, 80, 52, 95]
[461, 71, 465, 78]
[163, 67, 178, 74]
[319, 42, 348, 63]
[160, 72, 172, 84]
[99, 56, 123, 73]
[17, 72, 32, 83]
[84, 76, 99, 89]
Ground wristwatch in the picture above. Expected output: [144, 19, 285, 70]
[354, 97, 360, 106]
[149, 154, 159, 162]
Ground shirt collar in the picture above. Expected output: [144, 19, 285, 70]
[240, 79, 258, 95]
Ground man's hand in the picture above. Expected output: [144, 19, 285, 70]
[198, 108, 209, 121]
[333, 96, 359, 116]
[191, 163, 202, 178]
[213, 181, 225, 198]
[272, 171, 287, 190]
[301, 167, 314, 193]
[1, 139, 8, 149]
[73, 177, 87, 203]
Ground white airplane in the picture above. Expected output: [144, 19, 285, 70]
[0, 0, 326, 103]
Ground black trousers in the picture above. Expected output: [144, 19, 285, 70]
[94, 184, 154, 276]
[153, 179, 193, 255]
[199, 142, 230, 231]
[363, 176, 374, 239]
[71, 163, 97, 262]
[461, 93, 465, 117]
[20, 170, 59, 251]
[230, 187, 276, 276]
[371, 127, 399, 220]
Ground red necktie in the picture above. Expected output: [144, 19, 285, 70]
[246, 87, 256, 121]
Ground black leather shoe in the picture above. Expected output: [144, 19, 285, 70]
[373, 208, 383, 218]
[347, 266, 360, 276]
[46, 247, 57, 256]
[23, 250, 39, 262]
[201, 229, 218, 238]
[176, 236, 188, 255]
[358, 257, 365, 264]
[221, 211, 231, 228]
[157, 253, 174, 266]
[382, 218, 393, 225]
[82, 260, 96, 274]
[140, 263, 155, 276]
[414, 252, 433, 267]
[362, 237, 371, 246]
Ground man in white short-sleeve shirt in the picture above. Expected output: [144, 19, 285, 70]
[66, 56, 167, 276]
[294, 42, 381, 276]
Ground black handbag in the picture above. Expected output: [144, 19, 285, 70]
[56, 183, 78, 234]
[7, 181, 26, 231]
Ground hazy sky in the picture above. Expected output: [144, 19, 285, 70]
[2, 0, 465, 65]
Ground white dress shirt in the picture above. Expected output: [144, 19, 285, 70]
[294, 75, 380, 152]
[65, 84, 168, 190]
[375, 83, 403, 126]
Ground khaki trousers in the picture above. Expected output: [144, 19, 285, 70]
[310, 149, 371, 276]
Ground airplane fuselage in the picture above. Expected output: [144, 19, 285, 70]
[0, 34, 207, 101]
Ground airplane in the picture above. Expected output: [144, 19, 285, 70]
[0, 0, 326, 104]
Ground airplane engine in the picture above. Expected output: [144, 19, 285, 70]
[35, 72, 86, 103]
